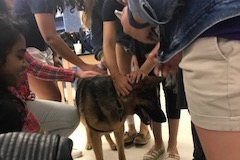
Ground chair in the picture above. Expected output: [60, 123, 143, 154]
[0, 132, 73, 160]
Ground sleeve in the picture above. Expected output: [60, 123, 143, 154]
[25, 52, 75, 82]
[91, 5, 103, 60]
[0, 100, 23, 133]
[27, 0, 56, 14]
[102, 0, 124, 22]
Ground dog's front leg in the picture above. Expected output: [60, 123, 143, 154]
[89, 130, 104, 160]
[85, 125, 93, 150]
[104, 134, 117, 150]
[114, 125, 126, 160]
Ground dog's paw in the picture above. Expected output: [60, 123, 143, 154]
[110, 143, 117, 151]
[85, 144, 93, 150]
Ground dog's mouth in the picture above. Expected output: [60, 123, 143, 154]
[135, 106, 166, 125]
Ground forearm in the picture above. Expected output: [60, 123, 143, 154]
[46, 36, 88, 70]
[25, 52, 75, 82]
[34, 14, 88, 70]
[104, 44, 120, 77]
[139, 57, 156, 74]
[140, 43, 160, 74]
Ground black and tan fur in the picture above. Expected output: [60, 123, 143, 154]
[76, 75, 166, 160]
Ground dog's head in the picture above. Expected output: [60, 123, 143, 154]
[121, 76, 166, 125]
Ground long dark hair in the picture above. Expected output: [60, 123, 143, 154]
[56, 0, 85, 13]
[0, 15, 26, 67]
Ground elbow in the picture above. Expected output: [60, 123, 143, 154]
[43, 35, 57, 47]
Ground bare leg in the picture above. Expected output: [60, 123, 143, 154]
[143, 121, 165, 160]
[167, 119, 179, 154]
[28, 74, 61, 101]
[196, 125, 240, 160]
[139, 122, 149, 135]
[126, 115, 137, 133]
[151, 121, 164, 150]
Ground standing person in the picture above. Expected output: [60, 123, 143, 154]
[120, 0, 240, 159]
[81, 0, 153, 145]
[13, 0, 105, 101]
[131, 41, 181, 160]
[102, 0, 155, 146]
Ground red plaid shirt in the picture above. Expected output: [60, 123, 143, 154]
[9, 52, 76, 132]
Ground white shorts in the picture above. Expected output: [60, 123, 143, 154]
[27, 47, 54, 65]
[180, 37, 240, 131]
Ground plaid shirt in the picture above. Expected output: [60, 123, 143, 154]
[9, 52, 76, 132]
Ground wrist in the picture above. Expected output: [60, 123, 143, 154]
[111, 72, 121, 80]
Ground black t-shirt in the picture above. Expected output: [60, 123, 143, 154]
[13, 0, 57, 51]
[0, 89, 25, 134]
[102, 0, 125, 41]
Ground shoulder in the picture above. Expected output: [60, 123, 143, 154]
[102, 0, 124, 21]
[20, 0, 56, 14]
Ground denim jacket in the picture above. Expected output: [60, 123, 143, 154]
[132, 0, 240, 62]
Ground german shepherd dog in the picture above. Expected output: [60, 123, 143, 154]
[76, 75, 166, 160]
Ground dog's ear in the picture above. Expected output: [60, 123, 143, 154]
[132, 76, 165, 89]
[149, 76, 165, 85]
[142, 76, 165, 86]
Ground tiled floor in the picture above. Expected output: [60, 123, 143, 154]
[69, 86, 194, 160]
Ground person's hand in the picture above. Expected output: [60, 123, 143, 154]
[120, 7, 158, 44]
[74, 70, 102, 78]
[127, 70, 147, 84]
[27, 91, 36, 101]
[112, 74, 132, 96]
[83, 63, 106, 75]
[160, 52, 182, 77]
[153, 65, 161, 76]
[147, 43, 160, 64]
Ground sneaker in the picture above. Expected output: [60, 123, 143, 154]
[124, 132, 137, 144]
[143, 143, 165, 160]
[134, 131, 151, 145]
[71, 148, 83, 159]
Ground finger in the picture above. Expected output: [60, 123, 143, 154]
[141, 73, 146, 80]
[125, 83, 133, 92]
[151, 42, 160, 54]
[120, 87, 128, 96]
[153, 66, 160, 76]
[136, 73, 142, 83]
[131, 73, 137, 83]
[121, 90, 129, 97]
[126, 74, 132, 83]
[117, 91, 121, 96]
